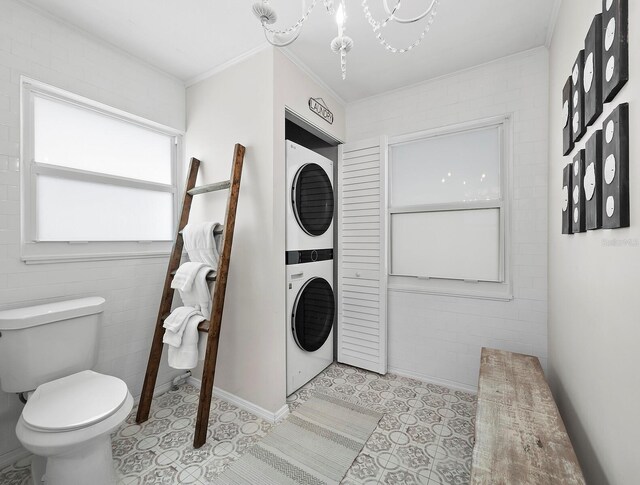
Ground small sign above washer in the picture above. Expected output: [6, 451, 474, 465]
[308, 97, 334, 125]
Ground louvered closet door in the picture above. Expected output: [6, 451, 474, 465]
[337, 137, 388, 374]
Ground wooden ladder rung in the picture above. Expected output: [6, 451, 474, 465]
[161, 312, 210, 332]
[162, 312, 209, 332]
[188, 180, 231, 195]
[178, 228, 224, 236]
[169, 269, 217, 282]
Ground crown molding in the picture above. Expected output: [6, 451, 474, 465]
[185, 44, 270, 87]
[278, 48, 347, 106]
[15, 0, 183, 85]
[349, 46, 548, 107]
[545, 0, 564, 48]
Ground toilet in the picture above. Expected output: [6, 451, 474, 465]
[0, 297, 133, 485]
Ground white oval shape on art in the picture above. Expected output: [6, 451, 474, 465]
[606, 196, 615, 217]
[606, 56, 615, 82]
[604, 154, 616, 184]
[584, 163, 596, 201]
[562, 186, 569, 211]
[606, 120, 615, 143]
[584, 53, 595, 93]
[605, 17, 616, 51]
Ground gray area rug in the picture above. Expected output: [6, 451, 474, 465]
[212, 393, 383, 484]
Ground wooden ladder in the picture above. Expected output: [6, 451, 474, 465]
[136, 144, 245, 448]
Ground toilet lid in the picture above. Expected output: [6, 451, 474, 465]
[22, 370, 129, 432]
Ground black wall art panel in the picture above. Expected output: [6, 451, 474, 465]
[572, 150, 587, 233]
[602, 0, 628, 102]
[571, 50, 586, 142]
[602, 103, 629, 229]
[563, 77, 574, 155]
[562, 164, 574, 235]
[584, 14, 603, 126]
[585, 130, 603, 230]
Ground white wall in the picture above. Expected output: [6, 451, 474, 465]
[186, 47, 282, 415]
[346, 48, 549, 390]
[185, 47, 344, 418]
[0, 0, 185, 465]
[548, 1, 640, 483]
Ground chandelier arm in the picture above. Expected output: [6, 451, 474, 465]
[323, 0, 336, 14]
[374, 1, 439, 53]
[263, 27, 303, 47]
[382, 0, 438, 24]
[261, 0, 318, 35]
[361, 0, 401, 32]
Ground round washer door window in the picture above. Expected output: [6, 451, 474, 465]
[292, 163, 334, 236]
[292, 277, 335, 352]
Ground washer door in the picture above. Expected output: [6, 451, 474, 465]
[292, 163, 334, 236]
[292, 277, 335, 352]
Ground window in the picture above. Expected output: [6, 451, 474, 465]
[21, 78, 182, 263]
[388, 116, 511, 300]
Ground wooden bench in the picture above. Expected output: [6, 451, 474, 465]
[470, 348, 586, 485]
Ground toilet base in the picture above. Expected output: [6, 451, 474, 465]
[31, 434, 115, 485]
[17, 392, 133, 485]
[30, 455, 46, 484]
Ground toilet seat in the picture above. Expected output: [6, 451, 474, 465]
[22, 370, 128, 432]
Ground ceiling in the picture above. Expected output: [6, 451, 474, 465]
[22, 0, 558, 102]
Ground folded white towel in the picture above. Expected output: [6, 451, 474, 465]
[171, 262, 210, 292]
[168, 314, 204, 369]
[163, 306, 205, 347]
[178, 264, 214, 318]
[183, 222, 223, 269]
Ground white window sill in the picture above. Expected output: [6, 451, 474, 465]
[20, 241, 174, 265]
[388, 276, 513, 302]
[21, 250, 173, 265]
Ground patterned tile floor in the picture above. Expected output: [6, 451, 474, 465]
[289, 364, 476, 485]
[0, 363, 475, 485]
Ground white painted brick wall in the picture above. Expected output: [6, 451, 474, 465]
[346, 48, 549, 391]
[0, 0, 185, 462]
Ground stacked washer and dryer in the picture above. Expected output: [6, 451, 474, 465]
[285, 140, 336, 395]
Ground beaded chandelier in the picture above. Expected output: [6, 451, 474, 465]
[252, 0, 440, 80]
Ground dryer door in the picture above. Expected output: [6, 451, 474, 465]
[292, 277, 335, 352]
[292, 163, 334, 236]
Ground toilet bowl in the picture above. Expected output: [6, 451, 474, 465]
[0, 297, 133, 485]
[15, 370, 133, 485]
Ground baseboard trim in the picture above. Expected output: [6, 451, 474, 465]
[388, 366, 478, 394]
[187, 376, 289, 424]
[0, 447, 31, 470]
[132, 380, 174, 405]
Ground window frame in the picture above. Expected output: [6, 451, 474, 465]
[20, 77, 184, 264]
[387, 115, 513, 301]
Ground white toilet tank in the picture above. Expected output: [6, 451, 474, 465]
[0, 297, 105, 393]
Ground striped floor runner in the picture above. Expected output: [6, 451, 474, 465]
[212, 393, 383, 484]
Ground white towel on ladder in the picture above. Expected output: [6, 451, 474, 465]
[175, 264, 215, 318]
[171, 262, 210, 292]
[167, 314, 205, 369]
[162, 306, 205, 347]
[183, 222, 223, 269]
